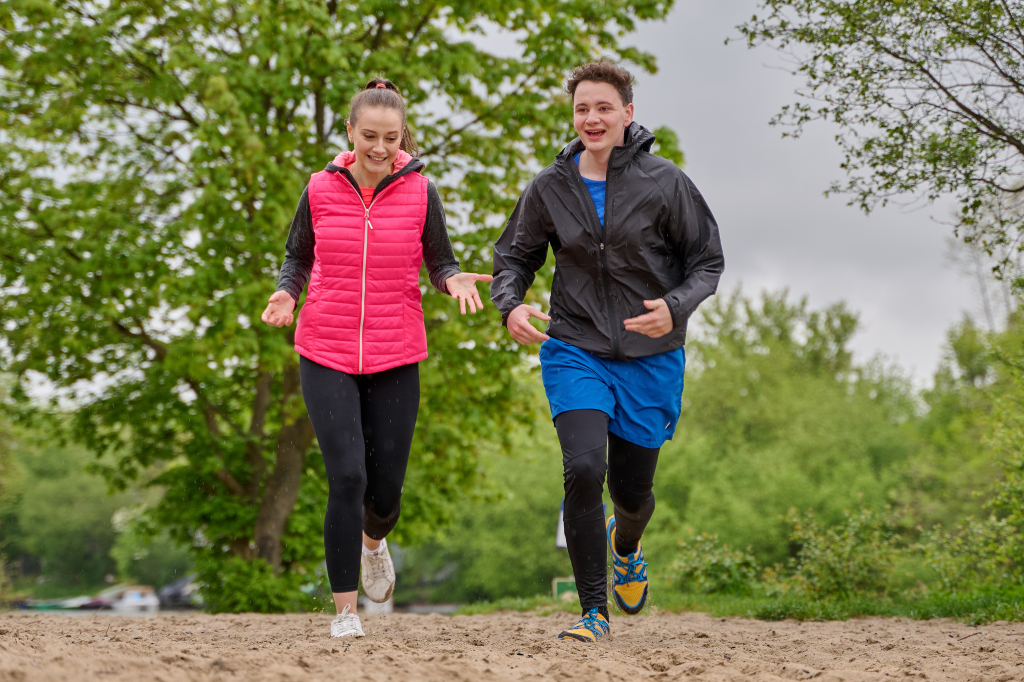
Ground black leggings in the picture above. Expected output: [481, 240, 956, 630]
[555, 409, 660, 611]
[300, 357, 419, 593]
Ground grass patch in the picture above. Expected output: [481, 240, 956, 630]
[453, 587, 1024, 624]
[660, 588, 1024, 623]
[455, 595, 580, 617]
[905, 587, 1024, 625]
[10, 579, 108, 601]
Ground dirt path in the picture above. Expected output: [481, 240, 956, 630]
[0, 610, 1020, 681]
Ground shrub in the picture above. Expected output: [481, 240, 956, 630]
[778, 507, 901, 599]
[921, 361, 1024, 594]
[0, 555, 12, 606]
[665, 531, 760, 594]
[196, 556, 311, 613]
[923, 516, 1024, 592]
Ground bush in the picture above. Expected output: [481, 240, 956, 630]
[0, 555, 12, 605]
[920, 359, 1024, 594]
[196, 556, 316, 613]
[776, 507, 901, 599]
[665, 531, 759, 595]
[923, 516, 1023, 592]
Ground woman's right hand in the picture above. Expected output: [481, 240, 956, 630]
[261, 291, 297, 327]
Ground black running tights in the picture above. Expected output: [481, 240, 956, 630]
[300, 357, 419, 593]
[555, 409, 660, 611]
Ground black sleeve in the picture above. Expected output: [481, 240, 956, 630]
[660, 174, 725, 327]
[276, 187, 315, 305]
[490, 178, 552, 325]
[422, 182, 461, 294]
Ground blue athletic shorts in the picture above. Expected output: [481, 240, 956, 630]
[539, 337, 685, 448]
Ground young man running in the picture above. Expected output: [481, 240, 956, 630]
[491, 62, 724, 642]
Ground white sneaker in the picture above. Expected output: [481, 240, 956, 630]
[330, 605, 365, 638]
[360, 538, 396, 603]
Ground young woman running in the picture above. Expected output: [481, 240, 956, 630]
[491, 62, 724, 642]
[262, 78, 491, 639]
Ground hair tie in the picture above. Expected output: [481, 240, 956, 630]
[376, 83, 387, 89]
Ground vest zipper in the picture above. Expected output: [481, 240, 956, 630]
[356, 190, 387, 373]
[334, 164, 410, 373]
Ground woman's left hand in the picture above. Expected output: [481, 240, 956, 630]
[445, 273, 493, 315]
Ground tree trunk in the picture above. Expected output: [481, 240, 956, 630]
[253, 363, 316, 571]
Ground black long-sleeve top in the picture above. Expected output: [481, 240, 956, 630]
[276, 181, 462, 304]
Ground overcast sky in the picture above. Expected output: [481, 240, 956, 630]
[625, 1, 979, 385]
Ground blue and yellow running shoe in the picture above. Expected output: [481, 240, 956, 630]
[607, 515, 649, 615]
[558, 607, 610, 643]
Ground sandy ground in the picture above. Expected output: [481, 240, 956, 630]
[0, 610, 1020, 682]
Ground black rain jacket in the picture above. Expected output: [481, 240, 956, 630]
[490, 122, 725, 361]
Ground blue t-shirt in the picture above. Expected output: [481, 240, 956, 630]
[574, 152, 606, 226]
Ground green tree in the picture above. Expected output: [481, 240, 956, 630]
[0, 0, 681, 609]
[737, 1, 1024, 281]
[0, 430, 129, 588]
[654, 289, 919, 564]
[110, 497, 192, 589]
[20, 472, 125, 586]
[401, 290, 925, 602]
[0, 408, 18, 600]
[395, 388, 573, 605]
[920, 312, 1024, 591]
[894, 317, 1019, 532]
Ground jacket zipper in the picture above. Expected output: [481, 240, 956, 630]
[569, 157, 622, 360]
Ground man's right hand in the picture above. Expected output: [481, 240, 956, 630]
[506, 304, 551, 345]
[261, 291, 297, 327]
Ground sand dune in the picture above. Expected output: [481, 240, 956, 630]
[0, 610, 1020, 681]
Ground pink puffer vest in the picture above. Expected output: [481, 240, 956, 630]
[294, 150, 429, 374]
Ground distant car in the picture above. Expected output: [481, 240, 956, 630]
[157, 574, 202, 609]
[78, 585, 133, 610]
[58, 596, 95, 609]
[112, 586, 159, 613]
[79, 584, 157, 611]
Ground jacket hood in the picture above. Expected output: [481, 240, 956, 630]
[556, 122, 655, 171]
[325, 149, 424, 176]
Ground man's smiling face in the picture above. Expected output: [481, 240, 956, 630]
[573, 80, 634, 156]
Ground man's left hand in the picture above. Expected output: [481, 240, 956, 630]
[623, 298, 673, 338]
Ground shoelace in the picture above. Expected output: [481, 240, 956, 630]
[365, 548, 391, 583]
[614, 551, 648, 584]
[575, 609, 608, 638]
[332, 605, 362, 635]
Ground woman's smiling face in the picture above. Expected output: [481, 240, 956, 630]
[346, 106, 404, 176]
[573, 80, 633, 155]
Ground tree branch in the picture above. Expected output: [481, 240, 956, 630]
[111, 320, 169, 361]
[187, 378, 247, 440]
[402, 2, 438, 62]
[215, 467, 246, 496]
[998, 0, 1024, 59]
[880, 45, 1024, 158]
[420, 65, 543, 158]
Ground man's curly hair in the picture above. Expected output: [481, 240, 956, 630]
[565, 62, 634, 105]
